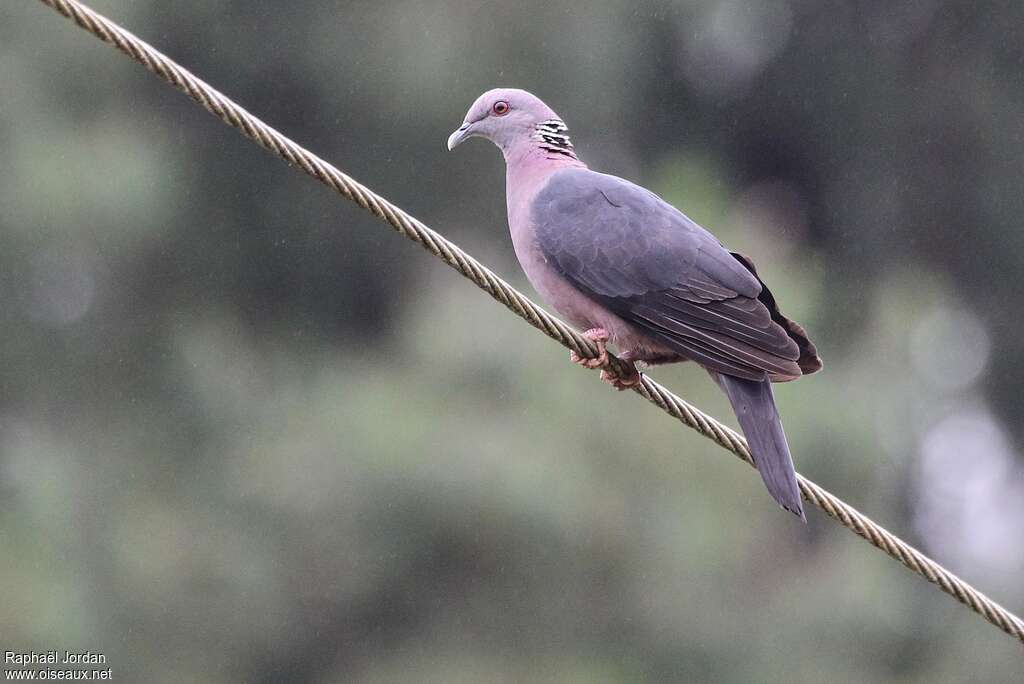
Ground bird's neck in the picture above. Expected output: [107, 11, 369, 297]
[504, 134, 586, 237]
[504, 143, 586, 177]
[503, 120, 586, 209]
[503, 119, 584, 167]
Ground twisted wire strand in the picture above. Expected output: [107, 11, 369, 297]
[36, 0, 1024, 647]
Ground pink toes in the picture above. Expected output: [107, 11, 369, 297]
[568, 328, 642, 390]
[600, 366, 642, 391]
[570, 328, 610, 369]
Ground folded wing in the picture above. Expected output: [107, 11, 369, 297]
[532, 168, 820, 381]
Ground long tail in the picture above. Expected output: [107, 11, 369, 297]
[715, 372, 805, 520]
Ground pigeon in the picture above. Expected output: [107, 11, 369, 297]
[448, 88, 821, 518]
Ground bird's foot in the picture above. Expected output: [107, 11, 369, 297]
[600, 365, 642, 391]
[569, 328, 642, 391]
[569, 328, 610, 369]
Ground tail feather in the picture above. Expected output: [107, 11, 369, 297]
[715, 372, 805, 520]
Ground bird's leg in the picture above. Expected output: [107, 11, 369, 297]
[569, 328, 610, 369]
[569, 328, 642, 391]
[603, 353, 642, 391]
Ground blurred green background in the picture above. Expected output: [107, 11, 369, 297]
[3, 1, 1023, 681]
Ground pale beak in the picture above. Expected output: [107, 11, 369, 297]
[447, 122, 474, 151]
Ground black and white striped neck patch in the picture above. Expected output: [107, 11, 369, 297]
[532, 119, 576, 158]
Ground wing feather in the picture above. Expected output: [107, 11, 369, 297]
[533, 168, 816, 379]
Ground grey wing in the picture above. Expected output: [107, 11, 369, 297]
[533, 168, 809, 381]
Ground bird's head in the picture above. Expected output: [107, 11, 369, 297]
[447, 88, 575, 159]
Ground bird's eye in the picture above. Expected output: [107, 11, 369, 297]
[492, 101, 510, 116]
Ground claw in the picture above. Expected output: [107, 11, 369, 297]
[569, 328, 609, 369]
[569, 328, 642, 390]
[600, 367, 642, 391]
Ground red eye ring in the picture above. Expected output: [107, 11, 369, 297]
[492, 100, 510, 116]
